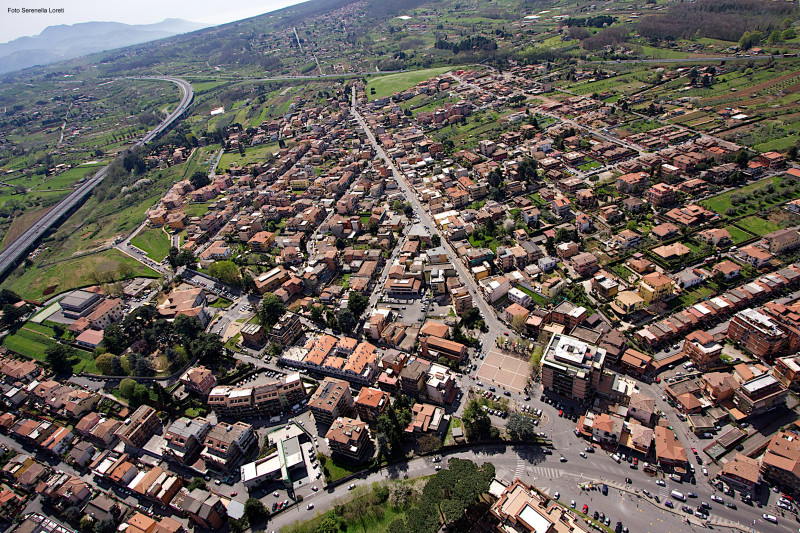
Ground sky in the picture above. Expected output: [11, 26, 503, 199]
[1, 0, 311, 43]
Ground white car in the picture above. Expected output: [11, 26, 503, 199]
[762, 513, 777, 523]
[348, 484, 356, 490]
[554, 492, 560, 500]
[307, 503, 314, 510]
[702, 467, 708, 476]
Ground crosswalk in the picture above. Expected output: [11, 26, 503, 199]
[658, 486, 669, 501]
[530, 466, 563, 480]
[514, 459, 526, 480]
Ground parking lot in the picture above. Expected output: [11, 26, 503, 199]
[378, 294, 430, 326]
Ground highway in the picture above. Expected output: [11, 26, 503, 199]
[0, 76, 193, 282]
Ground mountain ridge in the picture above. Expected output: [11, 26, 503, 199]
[0, 18, 210, 74]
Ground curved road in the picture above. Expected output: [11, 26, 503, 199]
[0, 76, 193, 281]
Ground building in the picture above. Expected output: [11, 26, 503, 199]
[308, 377, 354, 427]
[175, 488, 227, 529]
[765, 228, 800, 254]
[726, 308, 785, 359]
[180, 366, 216, 397]
[405, 403, 445, 435]
[619, 348, 653, 378]
[201, 421, 257, 471]
[353, 387, 389, 424]
[682, 330, 723, 371]
[207, 373, 305, 418]
[489, 479, 589, 533]
[654, 425, 688, 473]
[117, 405, 161, 448]
[773, 355, 800, 389]
[720, 453, 760, 493]
[157, 288, 209, 325]
[326, 417, 371, 463]
[240, 323, 267, 347]
[269, 312, 303, 347]
[163, 417, 212, 465]
[732, 374, 787, 417]
[541, 334, 606, 403]
[638, 272, 674, 304]
[87, 298, 124, 330]
[58, 290, 103, 319]
[426, 363, 457, 405]
[420, 335, 467, 362]
[761, 430, 800, 492]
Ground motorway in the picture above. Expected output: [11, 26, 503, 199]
[0, 76, 193, 281]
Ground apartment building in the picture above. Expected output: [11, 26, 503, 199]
[207, 373, 305, 418]
[117, 405, 162, 448]
[726, 308, 785, 359]
[541, 334, 607, 402]
[325, 417, 371, 463]
[308, 377, 354, 427]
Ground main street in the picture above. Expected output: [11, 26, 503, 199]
[350, 92, 507, 361]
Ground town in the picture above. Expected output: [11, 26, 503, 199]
[4, 1, 800, 533]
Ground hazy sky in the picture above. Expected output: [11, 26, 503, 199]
[2, 0, 311, 42]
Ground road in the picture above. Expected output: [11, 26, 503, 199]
[0, 76, 193, 282]
[350, 91, 507, 359]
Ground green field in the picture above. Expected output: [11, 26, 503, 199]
[735, 216, 781, 236]
[723, 225, 754, 244]
[1, 249, 159, 301]
[131, 227, 171, 261]
[366, 66, 456, 100]
[217, 142, 279, 170]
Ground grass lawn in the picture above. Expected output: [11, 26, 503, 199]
[468, 234, 500, 254]
[701, 176, 787, 215]
[576, 159, 602, 172]
[130, 227, 171, 261]
[444, 417, 462, 446]
[224, 333, 241, 351]
[723, 225, 753, 244]
[735, 216, 781, 236]
[182, 203, 210, 217]
[366, 67, 456, 100]
[1, 249, 159, 301]
[2, 327, 56, 359]
[210, 297, 232, 308]
[323, 456, 365, 483]
[678, 285, 715, 307]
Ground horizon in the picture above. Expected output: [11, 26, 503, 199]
[0, 0, 311, 44]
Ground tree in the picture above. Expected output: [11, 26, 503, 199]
[347, 291, 369, 317]
[190, 171, 210, 190]
[417, 434, 442, 454]
[119, 378, 136, 398]
[511, 314, 527, 335]
[95, 353, 115, 375]
[462, 399, 495, 442]
[1, 303, 26, 326]
[736, 149, 750, 169]
[244, 498, 267, 525]
[506, 413, 539, 441]
[336, 309, 356, 333]
[209, 260, 240, 286]
[174, 315, 203, 343]
[129, 384, 151, 408]
[45, 344, 76, 374]
[309, 304, 324, 323]
[431, 234, 441, 247]
[259, 294, 286, 328]
[186, 477, 207, 491]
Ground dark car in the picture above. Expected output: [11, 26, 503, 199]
[601, 484, 608, 496]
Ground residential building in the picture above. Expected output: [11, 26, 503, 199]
[420, 335, 467, 362]
[326, 417, 371, 462]
[720, 453, 760, 493]
[117, 405, 161, 448]
[541, 334, 607, 402]
[308, 377, 354, 427]
[761, 430, 800, 492]
[682, 330, 723, 371]
[732, 374, 787, 417]
[489, 479, 589, 533]
[180, 366, 216, 397]
[240, 323, 267, 347]
[726, 308, 785, 359]
[773, 355, 800, 389]
[654, 425, 688, 473]
[163, 417, 212, 465]
[269, 312, 303, 346]
[207, 373, 305, 418]
[405, 403, 445, 435]
[201, 421, 257, 471]
[353, 387, 390, 424]
[638, 272, 675, 304]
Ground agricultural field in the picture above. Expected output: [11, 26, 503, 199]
[366, 67, 457, 100]
[701, 176, 795, 216]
